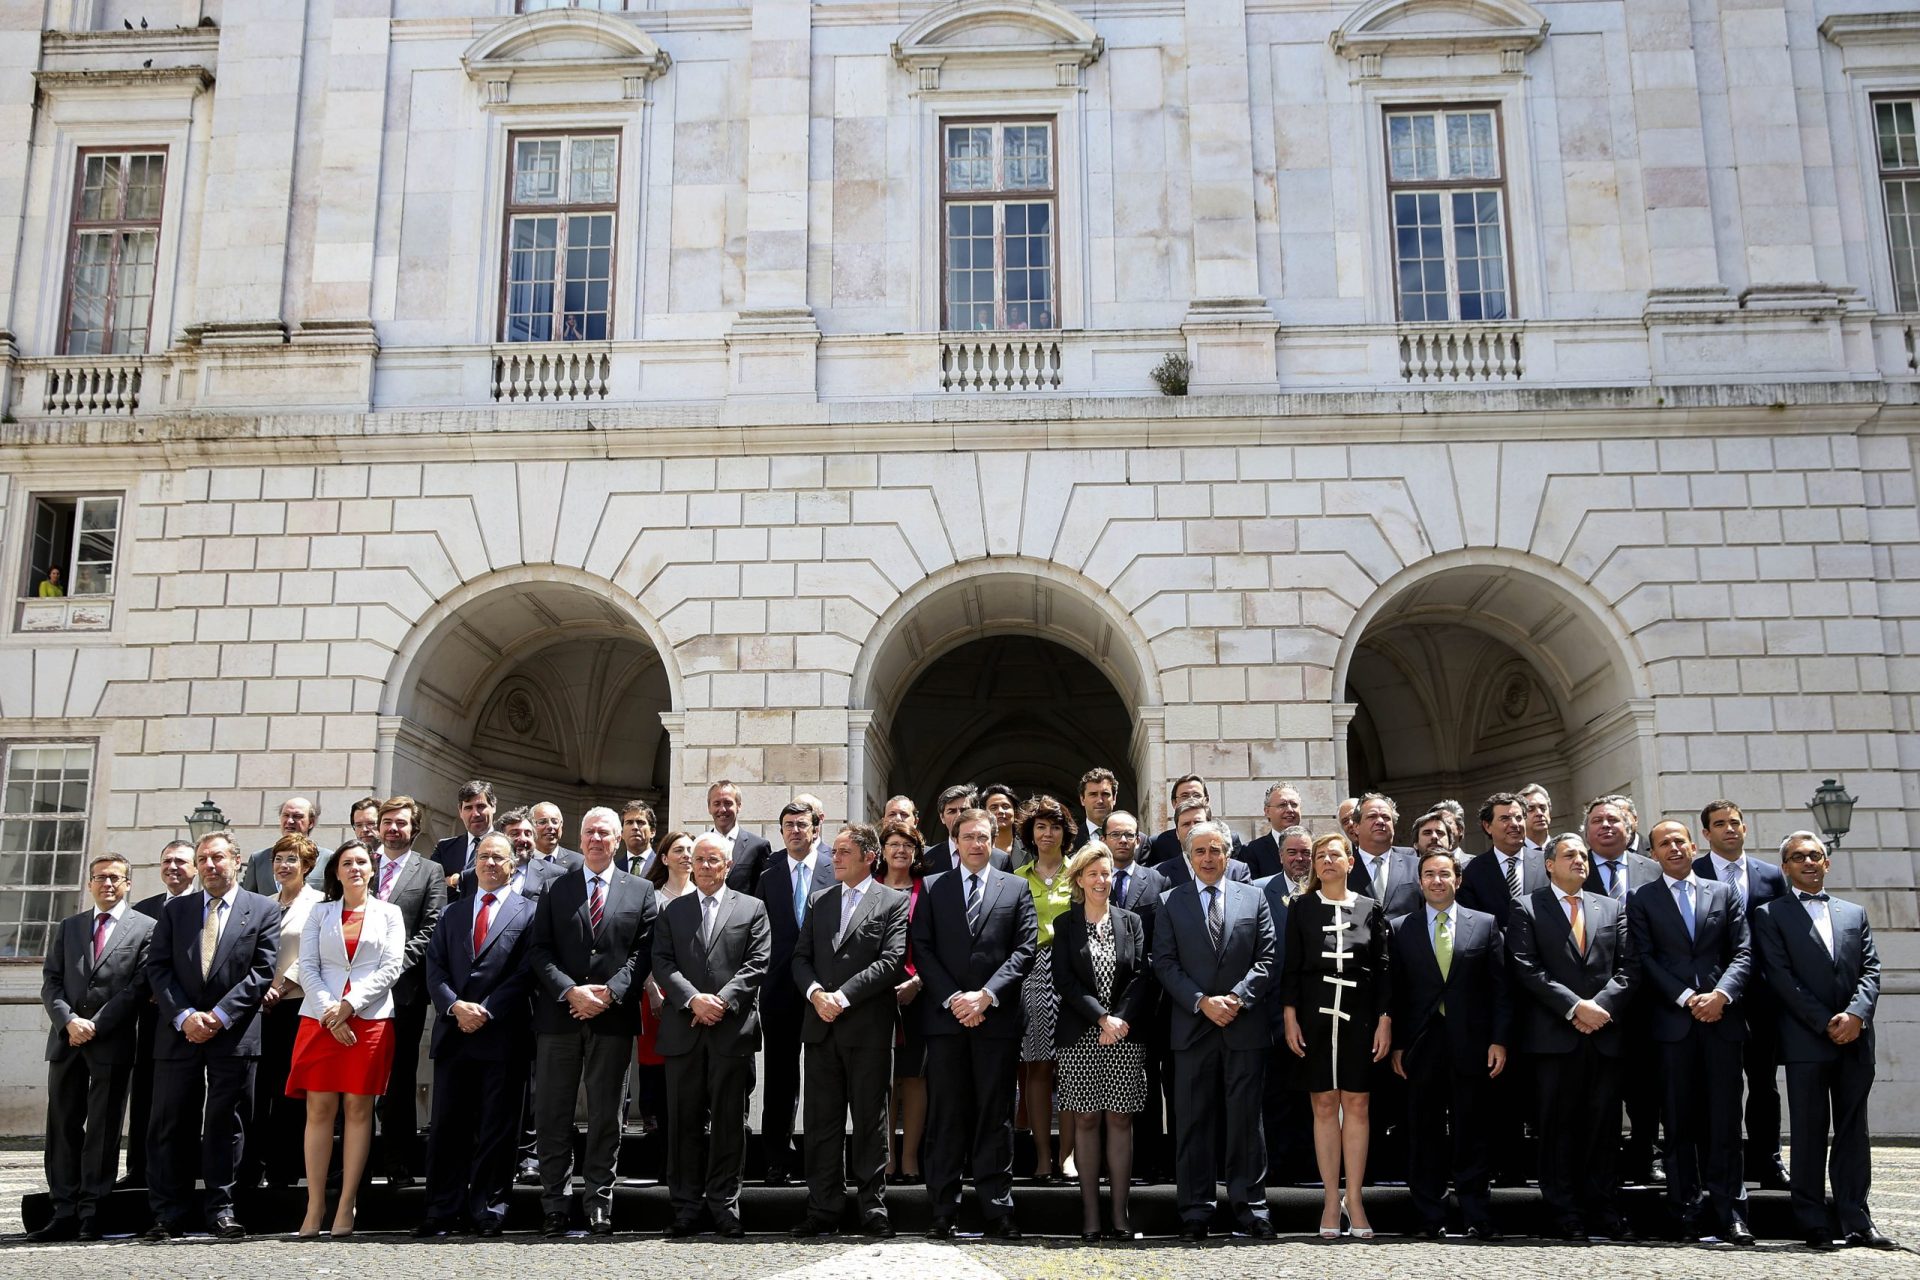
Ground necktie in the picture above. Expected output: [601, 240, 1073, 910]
[464, 836, 477, 871]
[1675, 880, 1695, 939]
[1205, 885, 1224, 951]
[588, 876, 605, 935]
[1798, 891, 1830, 902]
[839, 886, 860, 943]
[1435, 908, 1452, 1013]
[379, 857, 400, 899]
[1602, 859, 1621, 899]
[965, 873, 983, 932]
[199, 898, 223, 979]
[701, 893, 717, 946]
[1372, 855, 1388, 901]
[1725, 860, 1745, 904]
[1114, 869, 1129, 906]
[1505, 855, 1522, 898]
[473, 892, 496, 954]
[92, 912, 110, 964]
[1565, 894, 1585, 952]
[794, 864, 810, 925]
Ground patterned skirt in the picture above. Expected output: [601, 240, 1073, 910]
[1019, 946, 1057, 1063]
[1056, 1027, 1147, 1114]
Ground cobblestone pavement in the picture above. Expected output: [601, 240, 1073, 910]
[0, 1144, 1911, 1280]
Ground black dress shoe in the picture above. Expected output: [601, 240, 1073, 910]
[982, 1218, 1022, 1240]
[1179, 1222, 1208, 1242]
[476, 1221, 504, 1238]
[666, 1218, 701, 1238]
[1082, 1230, 1102, 1243]
[1465, 1224, 1504, 1243]
[1727, 1221, 1755, 1246]
[925, 1220, 955, 1240]
[1757, 1165, 1792, 1192]
[27, 1218, 79, 1243]
[1244, 1219, 1277, 1240]
[719, 1223, 745, 1239]
[412, 1217, 455, 1238]
[144, 1220, 185, 1241]
[861, 1215, 895, 1239]
[1804, 1234, 1837, 1251]
[211, 1211, 246, 1240]
[791, 1217, 836, 1238]
[1846, 1229, 1898, 1250]
[516, 1159, 540, 1185]
[588, 1216, 615, 1237]
[764, 1167, 792, 1186]
[542, 1212, 569, 1238]
[1413, 1223, 1446, 1240]
[384, 1167, 416, 1189]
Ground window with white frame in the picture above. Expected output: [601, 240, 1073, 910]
[501, 133, 618, 342]
[0, 743, 94, 958]
[1877, 95, 1920, 313]
[24, 493, 120, 601]
[942, 120, 1058, 332]
[1385, 107, 1511, 323]
[62, 149, 166, 355]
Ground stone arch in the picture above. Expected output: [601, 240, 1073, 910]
[848, 556, 1163, 824]
[1332, 548, 1654, 830]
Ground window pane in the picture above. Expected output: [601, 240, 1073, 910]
[569, 136, 618, 203]
[506, 215, 559, 342]
[110, 230, 157, 353]
[1447, 110, 1499, 179]
[1452, 189, 1508, 321]
[65, 233, 114, 356]
[1879, 100, 1919, 172]
[945, 127, 993, 193]
[78, 154, 122, 222]
[559, 213, 614, 342]
[513, 139, 563, 203]
[1004, 125, 1051, 189]
[945, 203, 996, 329]
[1393, 191, 1449, 322]
[1387, 113, 1438, 181]
[0, 746, 91, 958]
[1889, 178, 1920, 312]
[1003, 201, 1054, 330]
[73, 497, 119, 598]
[124, 154, 166, 220]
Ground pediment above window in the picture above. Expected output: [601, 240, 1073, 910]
[891, 0, 1104, 91]
[461, 9, 670, 108]
[1329, 0, 1548, 75]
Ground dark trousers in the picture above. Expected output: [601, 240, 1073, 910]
[379, 998, 428, 1172]
[1365, 1054, 1407, 1181]
[1139, 1032, 1172, 1177]
[802, 1039, 891, 1222]
[125, 1004, 159, 1185]
[147, 1056, 255, 1225]
[1261, 1052, 1311, 1184]
[534, 1028, 631, 1219]
[1741, 1005, 1783, 1172]
[1534, 1045, 1624, 1232]
[1785, 1052, 1875, 1237]
[663, 1039, 755, 1227]
[1403, 1034, 1493, 1228]
[1659, 1031, 1747, 1230]
[1172, 1036, 1269, 1226]
[424, 1050, 527, 1227]
[1487, 1052, 1536, 1183]
[759, 1004, 803, 1173]
[44, 1054, 133, 1221]
[923, 1032, 1019, 1221]
[1618, 1014, 1662, 1174]
[242, 1002, 303, 1186]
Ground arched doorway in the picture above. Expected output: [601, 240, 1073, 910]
[377, 569, 680, 841]
[1334, 551, 1652, 836]
[850, 559, 1163, 826]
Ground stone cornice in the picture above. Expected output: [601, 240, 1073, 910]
[1819, 12, 1920, 46]
[34, 65, 214, 98]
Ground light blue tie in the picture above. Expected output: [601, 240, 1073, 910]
[1675, 880, 1696, 939]
[793, 864, 809, 925]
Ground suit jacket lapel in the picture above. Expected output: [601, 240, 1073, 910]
[837, 883, 883, 952]
[473, 891, 525, 962]
[209, 895, 250, 977]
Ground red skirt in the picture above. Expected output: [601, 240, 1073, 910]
[285, 1013, 395, 1099]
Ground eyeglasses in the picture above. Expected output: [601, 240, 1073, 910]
[1782, 851, 1828, 864]
[89, 874, 127, 884]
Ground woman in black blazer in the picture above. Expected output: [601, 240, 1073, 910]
[1052, 841, 1152, 1241]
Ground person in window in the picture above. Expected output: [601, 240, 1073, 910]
[38, 567, 64, 597]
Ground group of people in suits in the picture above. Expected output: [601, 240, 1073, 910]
[30, 771, 1893, 1251]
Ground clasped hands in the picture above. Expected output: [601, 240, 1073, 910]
[566, 984, 614, 1020]
[319, 999, 358, 1046]
[1200, 994, 1242, 1028]
[1686, 990, 1729, 1023]
[946, 990, 992, 1027]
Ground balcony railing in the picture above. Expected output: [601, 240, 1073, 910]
[38, 356, 144, 414]
[1398, 323, 1525, 383]
[940, 333, 1064, 392]
[490, 344, 612, 402]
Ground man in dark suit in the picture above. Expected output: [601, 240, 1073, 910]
[1345, 792, 1421, 917]
[1458, 792, 1548, 927]
[922, 785, 1011, 874]
[790, 824, 910, 1237]
[1156, 801, 1253, 888]
[126, 839, 196, 1189]
[1752, 831, 1894, 1250]
[1692, 799, 1790, 1188]
[485, 807, 572, 1185]
[1509, 832, 1638, 1241]
[33, 855, 155, 1241]
[1253, 825, 1313, 1185]
[706, 779, 774, 893]
[1238, 783, 1302, 879]
[912, 808, 1037, 1238]
[239, 795, 320, 894]
[530, 806, 659, 1235]
[530, 801, 582, 868]
[1068, 768, 1120, 853]
[418, 833, 537, 1238]
[1389, 850, 1511, 1239]
[1102, 812, 1173, 1180]
[431, 779, 498, 898]
[1145, 775, 1245, 866]
[1152, 820, 1276, 1240]
[652, 833, 770, 1237]
[371, 794, 449, 1186]
[1582, 794, 1663, 1181]
[756, 800, 839, 1184]
[1627, 819, 1754, 1243]
[619, 800, 657, 879]
[143, 831, 281, 1239]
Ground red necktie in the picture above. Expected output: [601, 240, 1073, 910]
[92, 912, 110, 964]
[473, 892, 496, 955]
[588, 877, 605, 935]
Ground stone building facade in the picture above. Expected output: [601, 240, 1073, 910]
[0, 0, 1915, 1130]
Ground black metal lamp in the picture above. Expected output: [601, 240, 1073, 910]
[1806, 778, 1856, 850]
[184, 795, 228, 841]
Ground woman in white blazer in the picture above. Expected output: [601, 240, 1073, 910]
[285, 840, 406, 1238]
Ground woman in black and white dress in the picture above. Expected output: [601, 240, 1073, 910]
[1281, 831, 1392, 1240]
[1052, 842, 1150, 1241]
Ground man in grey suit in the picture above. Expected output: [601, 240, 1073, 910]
[1346, 792, 1421, 917]
[790, 824, 909, 1238]
[1151, 820, 1277, 1241]
[652, 833, 771, 1238]
[1752, 831, 1895, 1250]
[1627, 819, 1754, 1244]
[34, 855, 155, 1241]
[530, 806, 659, 1236]
[239, 795, 319, 894]
[371, 794, 449, 1186]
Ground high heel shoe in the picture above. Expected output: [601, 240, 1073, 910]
[330, 1208, 357, 1239]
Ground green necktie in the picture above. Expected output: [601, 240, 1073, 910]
[1435, 909, 1453, 1014]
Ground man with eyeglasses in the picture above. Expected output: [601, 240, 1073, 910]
[33, 856, 156, 1241]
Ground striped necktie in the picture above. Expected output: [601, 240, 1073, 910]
[588, 876, 605, 935]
